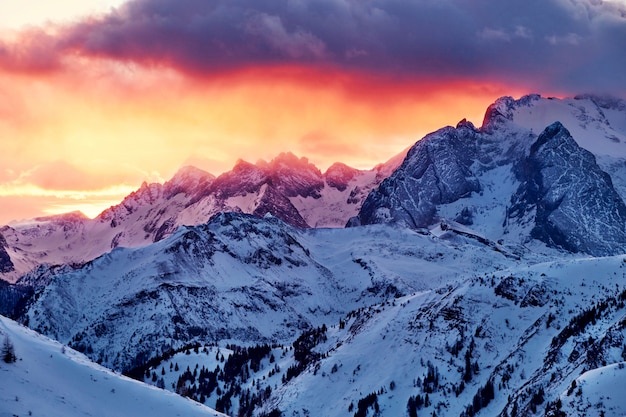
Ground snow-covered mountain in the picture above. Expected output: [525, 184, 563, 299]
[0, 315, 225, 417]
[11, 216, 626, 417]
[19, 212, 519, 372]
[3, 94, 624, 285]
[0, 153, 401, 284]
[250, 255, 626, 417]
[2, 94, 626, 417]
[352, 94, 626, 256]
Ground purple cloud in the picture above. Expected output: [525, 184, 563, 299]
[2, 0, 625, 95]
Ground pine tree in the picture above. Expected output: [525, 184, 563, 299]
[2, 336, 16, 363]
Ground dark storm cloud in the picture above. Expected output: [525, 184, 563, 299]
[3, 0, 626, 94]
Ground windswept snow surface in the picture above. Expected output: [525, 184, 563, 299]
[560, 362, 626, 416]
[0, 315, 225, 417]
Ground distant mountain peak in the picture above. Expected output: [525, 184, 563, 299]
[168, 165, 214, 183]
[34, 211, 90, 223]
[269, 151, 310, 166]
[264, 152, 323, 180]
[164, 165, 215, 200]
[232, 158, 259, 172]
[324, 162, 360, 191]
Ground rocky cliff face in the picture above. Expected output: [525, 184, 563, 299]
[510, 122, 626, 255]
[0, 232, 15, 274]
[354, 122, 481, 229]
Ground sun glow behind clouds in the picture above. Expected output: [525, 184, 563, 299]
[0, 181, 137, 220]
[0, 60, 516, 223]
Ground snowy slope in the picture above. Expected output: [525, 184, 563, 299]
[253, 255, 626, 417]
[14, 246, 626, 417]
[0, 315, 225, 417]
[20, 213, 524, 373]
[111, 249, 626, 417]
[558, 362, 626, 416]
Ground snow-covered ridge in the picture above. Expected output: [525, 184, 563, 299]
[252, 254, 626, 417]
[0, 315, 225, 417]
[3, 94, 625, 283]
[20, 211, 522, 372]
[6, 224, 626, 416]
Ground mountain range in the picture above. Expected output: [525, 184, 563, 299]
[2, 94, 626, 417]
[0, 150, 403, 284]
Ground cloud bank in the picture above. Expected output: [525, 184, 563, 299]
[2, 0, 625, 95]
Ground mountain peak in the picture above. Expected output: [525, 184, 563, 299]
[510, 121, 626, 255]
[355, 124, 481, 228]
[164, 165, 215, 199]
[34, 211, 90, 223]
[169, 165, 214, 183]
[481, 94, 542, 131]
[232, 158, 259, 172]
[266, 152, 320, 174]
[530, 121, 570, 153]
[324, 162, 360, 191]
[455, 118, 477, 130]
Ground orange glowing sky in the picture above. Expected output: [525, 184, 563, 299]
[0, 59, 514, 222]
[0, 0, 623, 224]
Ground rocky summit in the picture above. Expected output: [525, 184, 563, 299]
[510, 122, 626, 255]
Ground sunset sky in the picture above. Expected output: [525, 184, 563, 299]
[1, 0, 625, 223]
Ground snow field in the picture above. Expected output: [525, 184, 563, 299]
[0, 315, 225, 417]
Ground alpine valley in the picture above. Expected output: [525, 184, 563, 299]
[2, 94, 626, 417]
